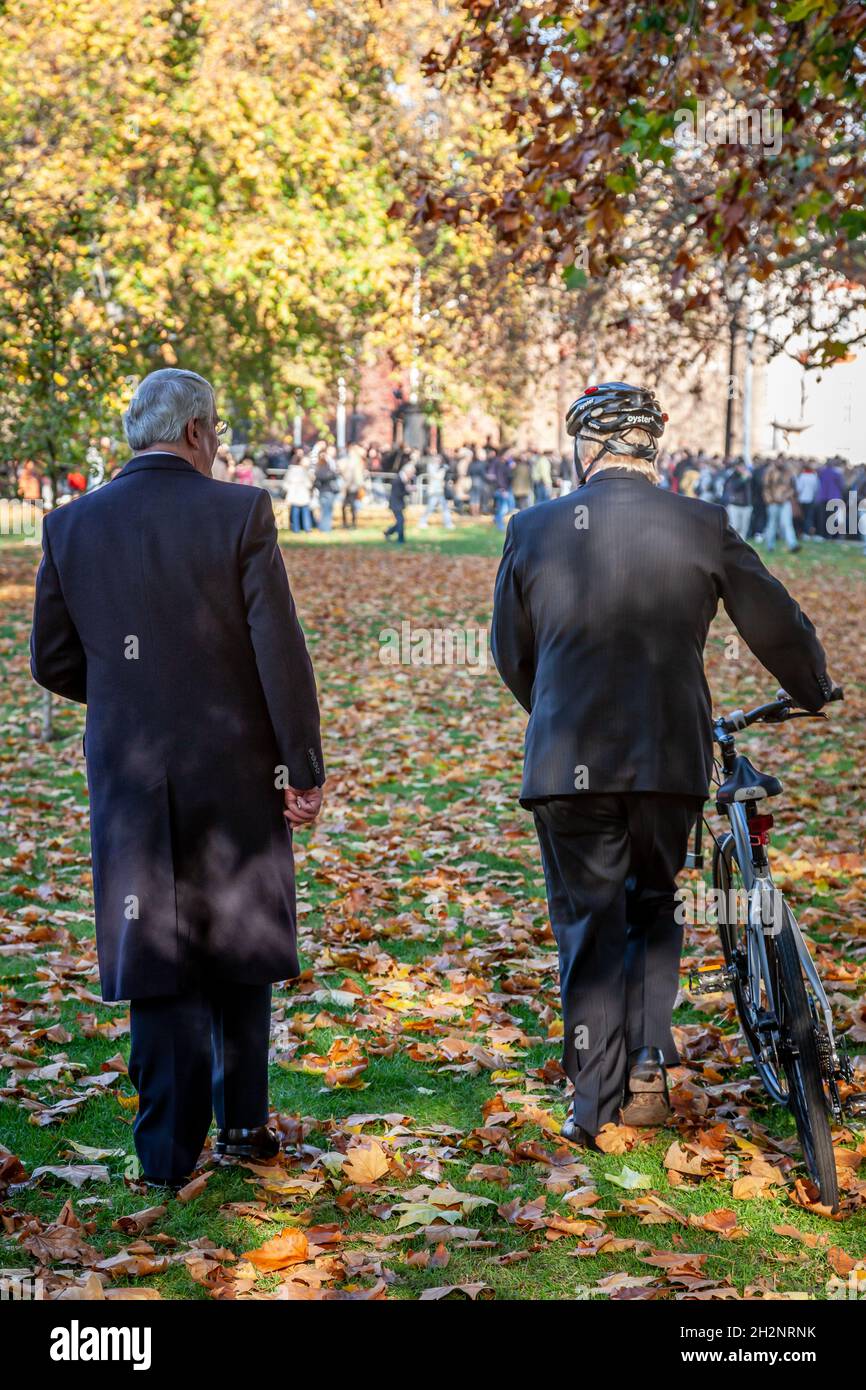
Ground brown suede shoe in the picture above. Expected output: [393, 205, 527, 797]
[620, 1046, 671, 1126]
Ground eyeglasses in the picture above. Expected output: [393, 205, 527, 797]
[215, 418, 229, 437]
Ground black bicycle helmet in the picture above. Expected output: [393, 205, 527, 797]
[566, 381, 667, 483]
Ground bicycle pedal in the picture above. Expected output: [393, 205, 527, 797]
[688, 966, 730, 996]
[844, 1094, 866, 1118]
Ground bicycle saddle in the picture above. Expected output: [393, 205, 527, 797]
[716, 754, 782, 804]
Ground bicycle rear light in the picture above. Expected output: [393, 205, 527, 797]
[748, 812, 774, 844]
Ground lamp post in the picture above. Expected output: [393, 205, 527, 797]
[402, 264, 426, 451]
[336, 376, 347, 455]
[293, 389, 303, 447]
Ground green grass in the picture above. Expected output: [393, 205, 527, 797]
[1, 520, 865, 1301]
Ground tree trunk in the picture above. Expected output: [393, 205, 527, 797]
[723, 311, 739, 463]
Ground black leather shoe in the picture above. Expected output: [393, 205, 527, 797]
[560, 1114, 600, 1150]
[140, 1175, 186, 1191]
[213, 1124, 281, 1162]
[620, 1046, 671, 1126]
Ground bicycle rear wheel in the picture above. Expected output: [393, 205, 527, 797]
[774, 915, 839, 1212]
[712, 833, 786, 1105]
[712, 835, 838, 1209]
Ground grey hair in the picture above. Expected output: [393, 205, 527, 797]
[123, 368, 216, 451]
[577, 428, 658, 480]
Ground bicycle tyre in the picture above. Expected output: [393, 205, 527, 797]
[774, 914, 839, 1212]
[712, 833, 787, 1106]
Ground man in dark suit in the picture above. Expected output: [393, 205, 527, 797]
[30, 368, 325, 1186]
[491, 382, 834, 1148]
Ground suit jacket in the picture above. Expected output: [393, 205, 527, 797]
[30, 452, 324, 1001]
[491, 469, 831, 805]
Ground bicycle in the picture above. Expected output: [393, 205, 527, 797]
[687, 686, 855, 1212]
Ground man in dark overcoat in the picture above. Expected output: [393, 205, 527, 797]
[31, 368, 325, 1185]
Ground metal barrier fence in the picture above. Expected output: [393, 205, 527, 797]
[266, 471, 428, 508]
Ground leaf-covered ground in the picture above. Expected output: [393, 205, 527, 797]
[1, 519, 865, 1301]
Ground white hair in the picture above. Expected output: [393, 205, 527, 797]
[123, 368, 216, 451]
[577, 427, 658, 480]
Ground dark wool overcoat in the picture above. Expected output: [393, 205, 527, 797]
[30, 453, 324, 1001]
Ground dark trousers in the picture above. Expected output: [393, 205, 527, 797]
[128, 981, 272, 1181]
[384, 502, 405, 542]
[533, 794, 702, 1135]
[798, 500, 818, 536]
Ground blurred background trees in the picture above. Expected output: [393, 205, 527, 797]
[0, 0, 862, 476]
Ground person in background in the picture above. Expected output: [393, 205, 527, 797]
[492, 452, 515, 530]
[747, 457, 767, 541]
[418, 453, 454, 529]
[468, 447, 487, 515]
[313, 448, 340, 532]
[283, 453, 314, 532]
[557, 453, 574, 496]
[234, 452, 256, 486]
[696, 456, 718, 503]
[762, 455, 800, 553]
[384, 458, 415, 544]
[722, 458, 753, 539]
[532, 451, 553, 504]
[817, 456, 845, 540]
[678, 459, 699, 498]
[511, 453, 533, 510]
[796, 460, 820, 539]
[850, 460, 866, 552]
[452, 446, 472, 515]
[17, 459, 43, 503]
[340, 443, 366, 529]
[366, 444, 388, 503]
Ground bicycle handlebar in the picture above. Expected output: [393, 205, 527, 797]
[717, 684, 843, 736]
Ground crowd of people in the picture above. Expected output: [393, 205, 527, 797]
[5, 435, 865, 551]
[656, 449, 866, 549]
